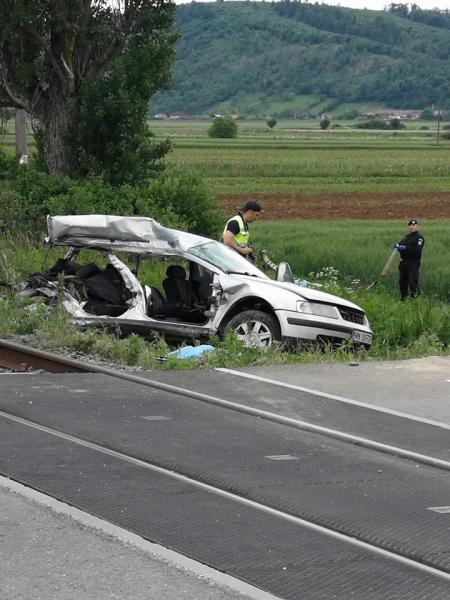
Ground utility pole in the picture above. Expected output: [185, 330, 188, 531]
[15, 109, 28, 165]
[436, 109, 442, 146]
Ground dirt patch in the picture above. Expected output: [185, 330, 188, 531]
[216, 191, 450, 220]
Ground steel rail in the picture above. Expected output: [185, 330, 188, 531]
[1, 339, 450, 473]
[1, 407, 450, 583]
[0, 339, 94, 373]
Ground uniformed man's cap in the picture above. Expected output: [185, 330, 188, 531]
[242, 200, 263, 213]
[408, 219, 418, 225]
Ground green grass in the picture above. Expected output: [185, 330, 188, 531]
[252, 219, 449, 301]
[168, 146, 450, 194]
[148, 119, 450, 194]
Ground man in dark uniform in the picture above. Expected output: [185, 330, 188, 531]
[394, 219, 425, 300]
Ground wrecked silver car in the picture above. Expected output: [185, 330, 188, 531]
[20, 215, 373, 349]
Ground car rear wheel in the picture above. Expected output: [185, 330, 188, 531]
[225, 310, 280, 349]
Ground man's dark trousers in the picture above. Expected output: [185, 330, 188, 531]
[399, 260, 420, 300]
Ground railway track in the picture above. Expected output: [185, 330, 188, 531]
[1, 338, 449, 473]
[2, 338, 450, 596]
[0, 339, 94, 373]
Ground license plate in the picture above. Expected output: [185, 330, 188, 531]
[352, 330, 373, 344]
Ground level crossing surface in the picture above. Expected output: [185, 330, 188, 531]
[1, 366, 450, 599]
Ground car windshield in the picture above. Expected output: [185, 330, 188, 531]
[188, 241, 268, 278]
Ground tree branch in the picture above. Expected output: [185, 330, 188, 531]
[92, 0, 151, 74]
[23, 25, 68, 85]
[0, 68, 30, 111]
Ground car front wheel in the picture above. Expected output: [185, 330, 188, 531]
[225, 310, 280, 349]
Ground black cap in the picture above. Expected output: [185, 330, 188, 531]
[408, 219, 418, 225]
[242, 200, 263, 213]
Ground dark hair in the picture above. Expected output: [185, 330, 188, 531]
[242, 200, 262, 212]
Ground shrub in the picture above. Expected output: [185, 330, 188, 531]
[137, 169, 221, 237]
[266, 118, 277, 129]
[208, 116, 237, 139]
[390, 118, 406, 130]
[355, 119, 391, 130]
[0, 163, 221, 239]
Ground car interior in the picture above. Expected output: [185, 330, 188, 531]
[33, 253, 213, 324]
[147, 262, 213, 324]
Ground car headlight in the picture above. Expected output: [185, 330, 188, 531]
[296, 301, 339, 319]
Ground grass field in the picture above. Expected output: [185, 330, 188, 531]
[145, 119, 450, 194]
[252, 219, 448, 300]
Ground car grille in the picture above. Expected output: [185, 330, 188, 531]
[338, 307, 365, 325]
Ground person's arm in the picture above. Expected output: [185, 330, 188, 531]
[223, 230, 252, 255]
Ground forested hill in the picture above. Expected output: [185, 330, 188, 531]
[151, 1, 450, 117]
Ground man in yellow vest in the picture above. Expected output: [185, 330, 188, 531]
[222, 200, 263, 258]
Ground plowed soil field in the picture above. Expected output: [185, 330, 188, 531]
[217, 191, 450, 220]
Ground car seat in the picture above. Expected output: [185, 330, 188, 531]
[163, 265, 198, 307]
[195, 272, 213, 305]
[146, 286, 167, 315]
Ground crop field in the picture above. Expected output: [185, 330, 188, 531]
[252, 219, 448, 300]
[151, 119, 450, 197]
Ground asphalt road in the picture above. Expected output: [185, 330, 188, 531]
[1, 356, 449, 599]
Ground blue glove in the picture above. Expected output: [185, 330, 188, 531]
[394, 243, 406, 251]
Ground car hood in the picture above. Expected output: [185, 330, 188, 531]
[223, 274, 365, 312]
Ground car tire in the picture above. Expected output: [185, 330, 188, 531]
[225, 310, 281, 349]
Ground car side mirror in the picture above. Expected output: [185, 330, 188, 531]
[276, 262, 295, 283]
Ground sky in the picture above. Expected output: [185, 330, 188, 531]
[175, 0, 450, 11]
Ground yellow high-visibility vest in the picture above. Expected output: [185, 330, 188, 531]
[222, 213, 249, 248]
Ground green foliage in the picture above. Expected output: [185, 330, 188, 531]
[358, 290, 449, 358]
[208, 117, 238, 139]
[320, 118, 330, 130]
[75, 6, 177, 185]
[266, 118, 277, 129]
[0, 165, 220, 239]
[390, 118, 405, 130]
[0, 1, 177, 177]
[137, 169, 221, 238]
[355, 119, 392, 130]
[152, 2, 450, 116]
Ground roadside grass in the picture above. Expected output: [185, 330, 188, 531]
[0, 234, 448, 368]
[252, 219, 450, 301]
[1, 286, 447, 369]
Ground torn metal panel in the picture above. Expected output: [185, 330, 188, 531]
[47, 215, 207, 255]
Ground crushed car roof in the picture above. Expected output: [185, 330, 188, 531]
[47, 215, 211, 255]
